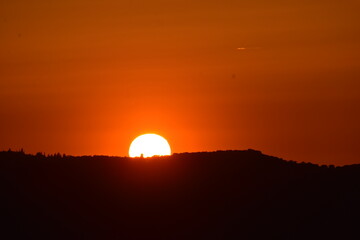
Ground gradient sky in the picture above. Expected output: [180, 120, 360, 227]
[1, 0, 359, 165]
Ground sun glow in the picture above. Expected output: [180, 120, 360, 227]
[129, 134, 171, 158]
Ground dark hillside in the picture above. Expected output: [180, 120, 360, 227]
[1, 150, 359, 239]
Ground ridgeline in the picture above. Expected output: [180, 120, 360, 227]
[1, 150, 359, 239]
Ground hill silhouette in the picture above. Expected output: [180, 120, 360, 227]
[1, 150, 359, 239]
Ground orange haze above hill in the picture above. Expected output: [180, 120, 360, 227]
[1, 0, 359, 165]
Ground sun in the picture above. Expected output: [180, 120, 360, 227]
[129, 134, 171, 158]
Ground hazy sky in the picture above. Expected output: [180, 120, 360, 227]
[1, 0, 359, 165]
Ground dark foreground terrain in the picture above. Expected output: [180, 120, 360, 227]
[1, 150, 359, 239]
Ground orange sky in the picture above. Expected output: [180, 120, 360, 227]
[1, 0, 359, 165]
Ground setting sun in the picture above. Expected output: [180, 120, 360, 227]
[129, 134, 171, 158]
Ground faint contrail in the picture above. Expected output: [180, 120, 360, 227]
[236, 47, 261, 51]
